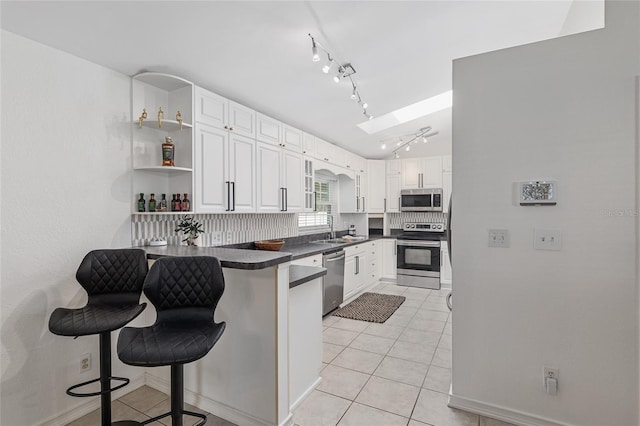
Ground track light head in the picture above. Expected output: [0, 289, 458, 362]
[322, 58, 334, 73]
[310, 36, 320, 62]
[351, 84, 358, 100]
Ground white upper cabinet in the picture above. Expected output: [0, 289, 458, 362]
[386, 159, 401, 175]
[228, 101, 257, 138]
[401, 157, 443, 189]
[256, 141, 303, 212]
[256, 113, 282, 145]
[367, 160, 386, 213]
[302, 132, 316, 156]
[386, 173, 401, 212]
[195, 87, 256, 139]
[281, 125, 303, 153]
[315, 138, 335, 163]
[194, 123, 256, 213]
[442, 154, 452, 172]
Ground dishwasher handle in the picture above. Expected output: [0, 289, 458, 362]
[324, 251, 345, 262]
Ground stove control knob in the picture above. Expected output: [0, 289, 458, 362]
[437, 225, 442, 229]
[410, 224, 416, 228]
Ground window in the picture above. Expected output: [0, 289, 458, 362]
[298, 176, 337, 233]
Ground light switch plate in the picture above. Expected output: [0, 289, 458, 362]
[534, 229, 562, 251]
[488, 229, 510, 248]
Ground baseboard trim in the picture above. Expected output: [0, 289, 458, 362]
[39, 373, 146, 426]
[448, 392, 572, 426]
[290, 377, 322, 412]
[145, 373, 278, 426]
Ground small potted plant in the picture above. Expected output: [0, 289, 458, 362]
[175, 216, 204, 246]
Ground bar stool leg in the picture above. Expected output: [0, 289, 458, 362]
[171, 364, 184, 426]
[100, 332, 112, 426]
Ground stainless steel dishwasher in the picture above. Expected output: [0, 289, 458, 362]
[322, 249, 345, 315]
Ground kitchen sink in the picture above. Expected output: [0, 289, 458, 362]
[311, 236, 366, 244]
[311, 238, 346, 244]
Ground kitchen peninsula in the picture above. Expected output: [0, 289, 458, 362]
[143, 245, 325, 426]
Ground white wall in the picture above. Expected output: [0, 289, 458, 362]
[0, 31, 141, 425]
[450, 1, 639, 425]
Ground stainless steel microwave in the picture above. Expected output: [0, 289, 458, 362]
[400, 188, 443, 212]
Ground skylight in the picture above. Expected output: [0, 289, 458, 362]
[357, 90, 453, 135]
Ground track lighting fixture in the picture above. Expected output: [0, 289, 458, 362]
[386, 126, 440, 158]
[308, 33, 371, 119]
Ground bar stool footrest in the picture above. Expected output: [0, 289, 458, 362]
[66, 376, 130, 397]
[118, 409, 207, 426]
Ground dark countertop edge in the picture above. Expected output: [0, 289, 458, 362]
[289, 265, 327, 289]
[143, 246, 292, 270]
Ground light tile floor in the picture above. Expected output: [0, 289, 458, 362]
[69, 283, 514, 426]
[66, 385, 236, 426]
[293, 283, 515, 426]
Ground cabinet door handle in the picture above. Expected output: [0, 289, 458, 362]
[225, 181, 231, 211]
[384, 198, 387, 212]
[355, 255, 359, 275]
[314, 191, 318, 211]
[398, 197, 401, 211]
[357, 197, 360, 211]
[284, 187, 288, 211]
[230, 126, 234, 131]
[362, 197, 365, 212]
[231, 181, 236, 211]
[394, 241, 397, 255]
[280, 188, 285, 211]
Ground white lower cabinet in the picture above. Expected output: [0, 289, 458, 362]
[381, 238, 397, 280]
[256, 142, 303, 212]
[441, 241, 452, 286]
[344, 244, 368, 302]
[291, 254, 322, 267]
[367, 240, 382, 284]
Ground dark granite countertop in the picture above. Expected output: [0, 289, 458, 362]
[289, 265, 327, 289]
[143, 245, 292, 270]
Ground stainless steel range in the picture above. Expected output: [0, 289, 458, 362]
[396, 222, 444, 290]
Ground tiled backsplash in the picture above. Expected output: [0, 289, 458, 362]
[131, 213, 298, 247]
[388, 212, 448, 228]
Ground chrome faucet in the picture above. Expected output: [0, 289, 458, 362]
[327, 214, 336, 239]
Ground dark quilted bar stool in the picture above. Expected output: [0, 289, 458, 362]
[49, 249, 148, 426]
[117, 256, 226, 426]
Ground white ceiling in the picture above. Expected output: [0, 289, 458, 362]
[0, 1, 603, 159]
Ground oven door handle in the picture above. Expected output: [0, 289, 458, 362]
[396, 240, 441, 247]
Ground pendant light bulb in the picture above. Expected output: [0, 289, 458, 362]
[405, 145, 411, 152]
[362, 102, 368, 109]
[351, 87, 358, 100]
[322, 59, 334, 74]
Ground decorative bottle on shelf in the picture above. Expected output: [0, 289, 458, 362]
[158, 194, 168, 212]
[171, 194, 177, 211]
[137, 193, 146, 212]
[175, 194, 182, 211]
[149, 193, 156, 212]
[182, 193, 190, 212]
[162, 136, 175, 167]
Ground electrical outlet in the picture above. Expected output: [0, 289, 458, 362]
[543, 367, 559, 395]
[534, 229, 562, 251]
[488, 229, 510, 248]
[80, 353, 91, 374]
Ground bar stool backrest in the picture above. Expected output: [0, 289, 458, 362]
[143, 256, 225, 325]
[76, 249, 148, 306]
